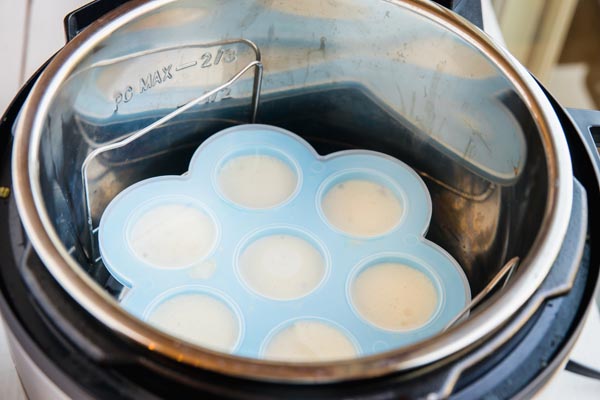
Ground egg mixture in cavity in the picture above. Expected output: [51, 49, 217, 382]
[218, 154, 297, 208]
[239, 234, 326, 300]
[147, 293, 239, 352]
[351, 262, 438, 331]
[263, 320, 357, 361]
[322, 179, 402, 237]
[128, 203, 216, 268]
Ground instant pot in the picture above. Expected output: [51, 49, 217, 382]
[1, 0, 600, 398]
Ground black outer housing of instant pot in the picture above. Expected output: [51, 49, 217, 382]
[1, 1, 599, 399]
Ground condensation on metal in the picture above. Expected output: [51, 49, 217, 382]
[80, 38, 263, 259]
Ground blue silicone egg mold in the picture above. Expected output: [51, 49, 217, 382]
[99, 124, 471, 358]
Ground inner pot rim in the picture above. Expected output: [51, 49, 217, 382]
[10, 0, 574, 383]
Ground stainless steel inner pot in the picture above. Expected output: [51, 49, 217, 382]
[11, 0, 573, 382]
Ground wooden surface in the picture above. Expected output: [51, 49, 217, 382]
[492, 0, 578, 82]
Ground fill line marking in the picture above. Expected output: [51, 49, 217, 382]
[176, 61, 198, 71]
